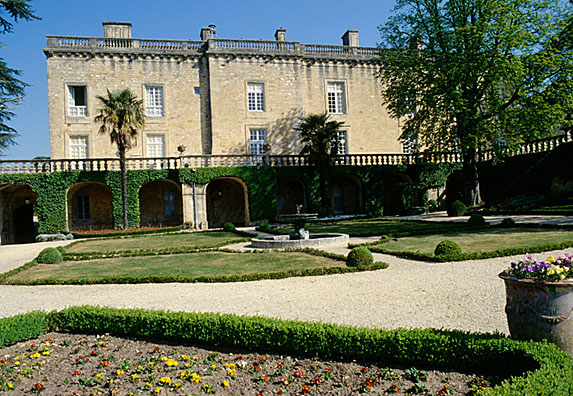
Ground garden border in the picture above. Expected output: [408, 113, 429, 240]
[1, 307, 572, 395]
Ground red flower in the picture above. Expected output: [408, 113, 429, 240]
[100, 360, 110, 367]
[301, 384, 312, 394]
[154, 346, 160, 352]
[277, 363, 284, 369]
[33, 382, 44, 391]
[90, 350, 98, 356]
[387, 384, 399, 393]
[74, 370, 82, 375]
[236, 355, 244, 360]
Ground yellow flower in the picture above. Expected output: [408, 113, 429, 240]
[154, 388, 161, 394]
[116, 369, 124, 376]
[29, 352, 40, 359]
[160, 357, 168, 362]
[96, 372, 104, 378]
[222, 380, 229, 387]
[14, 361, 20, 366]
[165, 359, 178, 367]
[179, 355, 191, 361]
[190, 373, 202, 383]
[547, 255, 556, 263]
[224, 363, 235, 368]
[131, 374, 140, 381]
[227, 369, 236, 376]
[160, 377, 171, 385]
[7, 383, 13, 389]
[210, 364, 217, 370]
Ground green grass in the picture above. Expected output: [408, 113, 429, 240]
[381, 228, 573, 255]
[66, 231, 245, 253]
[273, 219, 465, 237]
[9, 251, 345, 281]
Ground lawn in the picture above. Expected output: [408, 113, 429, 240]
[66, 231, 246, 253]
[9, 251, 345, 282]
[273, 219, 465, 237]
[380, 228, 573, 255]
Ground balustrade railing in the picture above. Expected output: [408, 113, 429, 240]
[1, 132, 570, 175]
[46, 36, 378, 59]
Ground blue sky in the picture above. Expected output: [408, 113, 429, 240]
[0, 0, 394, 159]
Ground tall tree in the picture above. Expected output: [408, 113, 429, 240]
[95, 89, 146, 229]
[296, 112, 344, 216]
[0, 0, 39, 153]
[378, 0, 573, 206]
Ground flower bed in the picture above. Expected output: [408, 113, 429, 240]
[0, 332, 488, 395]
[507, 253, 572, 280]
[1, 307, 573, 395]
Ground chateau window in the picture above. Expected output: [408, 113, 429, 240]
[249, 129, 267, 155]
[68, 86, 87, 117]
[327, 82, 346, 114]
[69, 136, 88, 159]
[146, 134, 165, 168]
[77, 195, 90, 220]
[247, 83, 265, 112]
[145, 86, 164, 117]
[163, 190, 176, 218]
[335, 130, 348, 155]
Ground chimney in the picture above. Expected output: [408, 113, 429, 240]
[102, 22, 132, 38]
[341, 30, 359, 47]
[200, 24, 216, 41]
[274, 27, 286, 41]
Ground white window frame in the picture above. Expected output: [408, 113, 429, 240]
[247, 83, 265, 112]
[69, 135, 88, 159]
[249, 128, 267, 165]
[68, 85, 88, 117]
[327, 81, 346, 114]
[335, 130, 348, 156]
[146, 134, 166, 168]
[145, 86, 164, 117]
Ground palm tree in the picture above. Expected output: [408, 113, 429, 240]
[95, 89, 145, 229]
[296, 112, 344, 216]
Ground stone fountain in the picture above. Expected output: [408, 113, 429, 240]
[251, 204, 349, 248]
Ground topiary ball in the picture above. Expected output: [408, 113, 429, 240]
[37, 247, 63, 264]
[258, 221, 269, 232]
[434, 240, 462, 257]
[447, 200, 467, 217]
[467, 214, 486, 226]
[346, 247, 374, 267]
[223, 222, 236, 232]
[500, 218, 516, 227]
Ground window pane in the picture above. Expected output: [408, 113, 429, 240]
[68, 86, 87, 117]
[163, 190, 176, 217]
[70, 136, 88, 159]
[145, 86, 164, 117]
[77, 195, 90, 220]
[327, 82, 345, 114]
[247, 83, 264, 111]
[249, 129, 266, 155]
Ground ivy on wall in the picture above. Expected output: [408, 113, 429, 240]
[0, 162, 456, 234]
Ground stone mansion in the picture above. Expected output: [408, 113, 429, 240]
[46, 22, 402, 160]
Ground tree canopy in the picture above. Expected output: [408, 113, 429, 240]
[378, 0, 573, 205]
[0, 0, 39, 153]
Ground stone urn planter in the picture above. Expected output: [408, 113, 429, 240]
[499, 272, 573, 355]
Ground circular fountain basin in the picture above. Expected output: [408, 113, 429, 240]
[251, 233, 349, 249]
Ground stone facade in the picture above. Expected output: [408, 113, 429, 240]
[45, 22, 402, 160]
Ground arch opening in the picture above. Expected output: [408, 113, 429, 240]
[139, 179, 183, 227]
[206, 178, 248, 228]
[329, 174, 362, 215]
[0, 184, 37, 244]
[277, 176, 307, 215]
[67, 182, 113, 231]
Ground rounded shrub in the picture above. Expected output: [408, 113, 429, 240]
[223, 222, 236, 232]
[467, 214, 486, 226]
[258, 221, 270, 232]
[434, 240, 462, 257]
[447, 200, 467, 217]
[37, 247, 63, 264]
[501, 218, 516, 227]
[346, 247, 374, 267]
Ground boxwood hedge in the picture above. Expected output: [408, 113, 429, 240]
[1, 307, 572, 395]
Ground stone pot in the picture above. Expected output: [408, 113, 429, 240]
[499, 272, 573, 355]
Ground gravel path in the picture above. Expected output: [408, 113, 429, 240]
[0, 215, 571, 335]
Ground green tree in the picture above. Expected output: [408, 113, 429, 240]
[0, 0, 39, 153]
[95, 89, 146, 229]
[296, 112, 344, 215]
[378, 0, 573, 206]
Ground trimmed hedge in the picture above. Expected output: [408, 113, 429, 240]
[346, 246, 374, 267]
[448, 200, 467, 217]
[0, 311, 48, 348]
[434, 240, 462, 256]
[0, 306, 565, 395]
[369, 240, 573, 262]
[37, 247, 63, 264]
[68, 225, 184, 239]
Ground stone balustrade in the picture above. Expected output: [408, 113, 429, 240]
[2, 130, 571, 175]
[45, 35, 379, 60]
